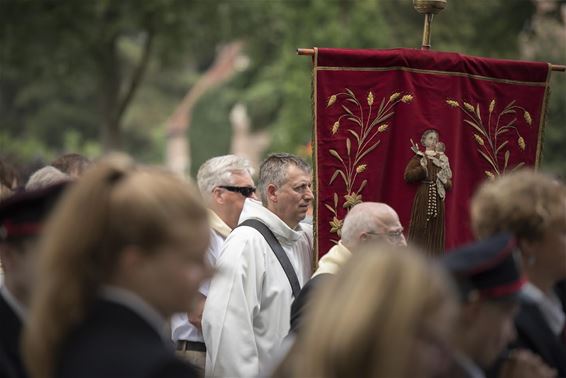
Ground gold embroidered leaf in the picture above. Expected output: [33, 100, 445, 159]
[327, 95, 337, 107]
[329, 217, 344, 234]
[504, 150, 510, 170]
[342, 105, 355, 118]
[485, 171, 495, 179]
[347, 129, 360, 143]
[478, 150, 498, 172]
[390, 92, 401, 102]
[476, 103, 482, 122]
[329, 170, 340, 185]
[343, 193, 362, 208]
[518, 136, 526, 151]
[474, 134, 484, 146]
[356, 164, 367, 173]
[446, 99, 460, 108]
[358, 179, 368, 192]
[496, 141, 509, 155]
[324, 203, 336, 215]
[464, 102, 475, 113]
[464, 119, 487, 137]
[334, 192, 339, 208]
[331, 121, 340, 135]
[367, 91, 374, 106]
[489, 99, 495, 113]
[401, 94, 413, 103]
[347, 117, 362, 127]
[356, 140, 381, 165]
[329, 149, 344, 164]
[377, 124, 389, 132]
[524, 111, 532, 126]
[346, 138, 351, 156]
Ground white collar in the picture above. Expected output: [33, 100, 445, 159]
[521, 283, 565, 336]
[0, 284, 26, 320]
[238, 198, 304, 243]
[208, 209, 232, 239]
[100, 286, 168, 342]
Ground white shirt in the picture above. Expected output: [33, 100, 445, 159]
[171, 211, 230, 343]
[202, 199, 313, 377]
[521, 282, 566, 336]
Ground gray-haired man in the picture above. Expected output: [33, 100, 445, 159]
[171, 155, 255, 371]
[203, 153, 314, 377]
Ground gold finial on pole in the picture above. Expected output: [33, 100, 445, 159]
[413, 0, 447, 50]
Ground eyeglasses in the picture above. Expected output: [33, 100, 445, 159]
[366, 230, 405, 241]
[217, 185, 256, 198]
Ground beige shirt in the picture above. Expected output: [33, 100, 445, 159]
[312, 241, 352, 277]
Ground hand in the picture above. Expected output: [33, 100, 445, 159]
[499, 349, 557, 378]
[410, 138, 420, 154]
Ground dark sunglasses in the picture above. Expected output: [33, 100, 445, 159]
[218, 185, 256, 198]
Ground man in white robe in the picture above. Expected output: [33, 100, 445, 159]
[171, 155, 255, 372]
[202, 153, 313, 377]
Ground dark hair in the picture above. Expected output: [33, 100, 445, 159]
[51, 153, 91, 176]
[0, 159, 19, 189]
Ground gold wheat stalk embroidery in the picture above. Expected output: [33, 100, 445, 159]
[324, 89, 414, 238]
[447, 98, 530, 177]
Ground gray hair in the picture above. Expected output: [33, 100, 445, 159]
[258, 153, 311, 205]
[196, 155, 254, 201]
[26, 166, 71, 191]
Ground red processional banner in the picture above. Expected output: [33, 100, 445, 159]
[313, 48, 551, 258]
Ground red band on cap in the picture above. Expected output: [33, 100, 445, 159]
[1, 221, 41, 239]
[479, 276, 527, 299]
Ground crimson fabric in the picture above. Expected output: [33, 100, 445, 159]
[314, 48, 550, 258]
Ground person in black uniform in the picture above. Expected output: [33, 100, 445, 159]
[0, 183, 68, 378]
[22, 155, 212, 378]
[471, 170, 566, 377]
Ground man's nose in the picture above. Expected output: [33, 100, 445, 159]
[304, 186, 314, 201]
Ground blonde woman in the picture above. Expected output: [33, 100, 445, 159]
[23, 155, 211, 378]
[471, 170, 566, 377]
[276, 244, 458, 378]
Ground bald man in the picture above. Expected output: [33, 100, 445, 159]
[289, 202, 406, 333]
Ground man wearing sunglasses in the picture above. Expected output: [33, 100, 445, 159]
[203, 153, 314, 378]
[171, 155, 255, 373]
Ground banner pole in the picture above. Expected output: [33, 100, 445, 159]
[413, 0, 446, 50]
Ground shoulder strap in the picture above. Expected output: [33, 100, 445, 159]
[239, 219, 301, 298]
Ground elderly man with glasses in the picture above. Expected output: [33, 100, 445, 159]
[171, 154, 256, 373]
[202, 153, 314, 378]
[290, 202, 406, 334]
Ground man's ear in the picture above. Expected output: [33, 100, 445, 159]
[267, 184, 278, 204]
[211, 187, 225, 205]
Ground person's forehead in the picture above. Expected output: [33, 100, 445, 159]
[373, 211, 402, 230]
[284, 165, 311, 183]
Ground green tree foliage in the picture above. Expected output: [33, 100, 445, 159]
[1, 0, 564, 176]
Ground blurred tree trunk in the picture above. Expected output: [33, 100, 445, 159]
[97, 21, 154, 152]
[165, 42, 243, 176]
